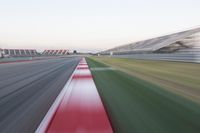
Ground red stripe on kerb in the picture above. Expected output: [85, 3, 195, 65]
[44, 58, 113, 133]
[72, 75, 93, 79]
[78, 63, 87, 66]
[47, 104, 112, 133]
[79, 63, 87, 65]
[77, 67, 89, 70]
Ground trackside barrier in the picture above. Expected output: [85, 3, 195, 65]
[36, 58, 113, 133]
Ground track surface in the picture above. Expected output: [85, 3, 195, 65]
[0, 57, 80, 133]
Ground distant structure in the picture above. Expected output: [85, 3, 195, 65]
[0, 49, 38, 57]
[0, 48, 3, 58]
[42, 49, 69, 56]
[73, 50, 77, 54]
[0, 49, 71, 58]
[101, 27, 200, 55]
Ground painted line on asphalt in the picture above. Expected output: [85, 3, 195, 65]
[77, 67, 89, 70]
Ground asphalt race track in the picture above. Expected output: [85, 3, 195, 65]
[0, 57, 80, 133]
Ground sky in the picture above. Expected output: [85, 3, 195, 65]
[0, 0, 200, 52]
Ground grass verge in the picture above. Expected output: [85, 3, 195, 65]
[89, 57, 200, 103]
[87, 57, 200, 133]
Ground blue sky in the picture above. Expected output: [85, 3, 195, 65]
[0, 0, 200, 52]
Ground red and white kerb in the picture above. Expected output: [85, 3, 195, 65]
[37, 58, 113, 133]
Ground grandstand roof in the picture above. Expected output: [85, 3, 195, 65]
[102, 27, 200, 54]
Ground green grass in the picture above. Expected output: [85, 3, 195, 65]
[86, 57, 200, 133]
[89, 57, 200, 103]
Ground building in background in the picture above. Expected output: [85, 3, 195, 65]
[100, 27, 200, 63]
[102, 27, 200, 55]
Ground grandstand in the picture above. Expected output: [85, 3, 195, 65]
[101, 27, 200, 55]
[0, 49, 71, 58]
[42, 49, 69, 56]
[1, 49, 38, 57]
